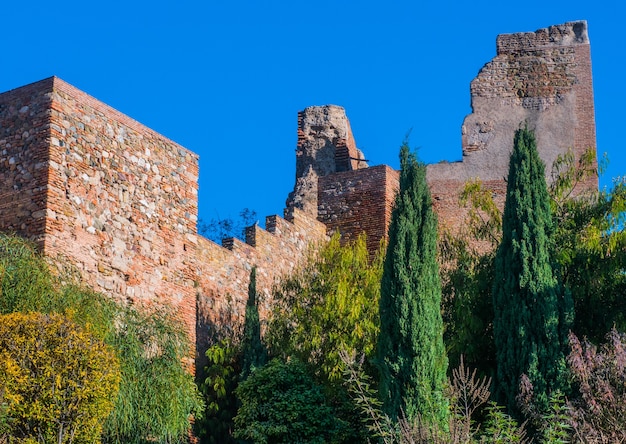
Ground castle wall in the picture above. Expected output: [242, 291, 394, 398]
[0, 21, 599, 377]
[0, 79, 52, 244]
[193, 208, 327, 370]
[37, 78, 200, 353]
[0, 77, 328, 373]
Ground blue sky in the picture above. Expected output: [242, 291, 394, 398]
[2, 1, 624, 225]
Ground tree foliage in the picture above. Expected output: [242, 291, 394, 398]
[492, 127, 572, 414]
[198, 208, 257, 244]
[0, 312, 120, 443]
[376, 141, 448, 426]
[267, 232, 383, 385]
[234, 359, 340, 444]
[240, 266, 267, 380]
[440, 179, 500, 376]
[103, 307, 204, 444]
[196, 338, 241, 444]
[550, 149, 626, 343]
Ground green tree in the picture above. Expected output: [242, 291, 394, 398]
[440, 179, 500, 378]
[376, 142, 448, 426]
[267, 232, 383, 385]
[240, 266, 267, 380]
[266, 233, 383, 442]
[103, 307, 204, 444]
[492, 127, 572, 415]
[196, 338, 241, 444]
[0, 312, 120, 443]
[234, 359, 340, 444]
[549, 150, 626, 343]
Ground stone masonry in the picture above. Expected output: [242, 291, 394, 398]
[0, 21, 597, 374]
[427, 21, 597, 232]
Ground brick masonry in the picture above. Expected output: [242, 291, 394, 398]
[0, 21, 598, 375]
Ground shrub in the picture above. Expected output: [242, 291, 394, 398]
[567, 328, 626, 442]
[234, 359, 340, 444]
[0, 312, 120, 443]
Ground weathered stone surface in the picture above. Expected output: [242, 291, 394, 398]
[286, 105, 368, 215]
[427, 21, 597, 234]
[0, 78, 328, 373]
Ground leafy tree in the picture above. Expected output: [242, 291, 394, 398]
[103, 307, 204, 444]
[549, 150, 626, 343]
[376, 141, 448, 426]
[266, 233, 383, 442]
[196, 338, 241, 444]
[0, 312, 120, 443]
[199, 208, 257, 243]
[240, 266, 267, 380]
[440, 180, 500, 377]
[267, 232, 383, 385]
[234, 359, 340, 444]
[492, 127, 572, 415]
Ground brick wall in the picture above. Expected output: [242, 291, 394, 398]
[194, 207, 327, 370]
[318, 165, 398, 255]
[0, 78, 328, 374]
[23, 78, 200, 356]
[428, 20, 597, 234]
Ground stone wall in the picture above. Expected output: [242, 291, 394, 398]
[0, 77, 328, 373]
[194, 208, 327, 370]
[286, 105, 368, 215]
[0, 79, 52, 245]
[427, 20, 597, 233]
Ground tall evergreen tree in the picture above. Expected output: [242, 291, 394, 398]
[376, 142, 448, 426]
[240, 266, 267, 380]
[492, 127, 572, 415]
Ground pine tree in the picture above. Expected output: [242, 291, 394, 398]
[376, 142, 448, 426]
[240, 266, 267, 380]
[492, 127, 572, 415]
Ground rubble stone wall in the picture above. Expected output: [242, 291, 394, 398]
[0, 79, 52, 244]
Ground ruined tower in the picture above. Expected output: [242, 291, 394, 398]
[428, 21, 597, 230]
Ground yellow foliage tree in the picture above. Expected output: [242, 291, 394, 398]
[0, 312, 121, 443]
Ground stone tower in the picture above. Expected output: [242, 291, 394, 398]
[428, 21, 597, 231]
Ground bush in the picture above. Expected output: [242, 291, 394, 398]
[234, 359, 341, 444]
[0, 312, 120, 443]
[567, 329, 626, 442]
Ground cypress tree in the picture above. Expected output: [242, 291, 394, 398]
[376, 142, 448, 426]
[240, 266, 267, 380]
[493, 127, 572, 415]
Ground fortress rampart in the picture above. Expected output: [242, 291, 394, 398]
[0, 21, 597, 373]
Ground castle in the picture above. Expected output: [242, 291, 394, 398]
[0, 21, 596, 372]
